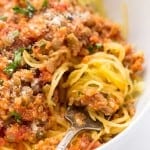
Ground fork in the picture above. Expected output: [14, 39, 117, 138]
[56, 106, 102, 150]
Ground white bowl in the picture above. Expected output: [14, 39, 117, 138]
[96, 0, 150, 149]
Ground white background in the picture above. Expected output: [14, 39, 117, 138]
[100, 1, 150, 150]
[124, 109, 150, 150]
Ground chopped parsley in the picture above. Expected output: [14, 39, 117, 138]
[11, 30, 20, 38]
[10, 111, 22, 123]
[4, 48, 25, 76]
[7, 30, 20, 41]
[88, 45, 95, 53]
[88, 43, 103, 53]
[0, 16, 7, 21]
[95, 43, 103, 49]
[42, 0, 48, 9]
[13, 1, 35, 18]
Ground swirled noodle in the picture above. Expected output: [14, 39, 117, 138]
[47, 63, 70, 106]
[63, 48, 142, 141]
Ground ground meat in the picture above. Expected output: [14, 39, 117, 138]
[5, 124, 31, 143]
[0, 0, 123, 67]
[68, 133, 101, 150]
[124, 45, 144, 73]
[0, 0, 143, 149]
[0, 138, 5, 147]
[71, 93, 121, 116]
[130, 53, 144, 72]
[66, 33, 82, 56]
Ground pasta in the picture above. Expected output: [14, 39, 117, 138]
[0, 0, 144, 150]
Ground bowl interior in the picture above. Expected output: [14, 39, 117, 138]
[97, 0, 150, 149]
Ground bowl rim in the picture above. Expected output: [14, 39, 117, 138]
[96, 91, 150, 150]
[95, 0, 150, 149]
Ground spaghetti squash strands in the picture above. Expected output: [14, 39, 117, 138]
[0, 0, 144, 149]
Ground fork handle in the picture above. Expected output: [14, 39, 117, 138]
[56, 127, 80, 150]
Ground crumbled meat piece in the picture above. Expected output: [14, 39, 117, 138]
[70, 93, 121, 116]
[5, 124, 31, 142]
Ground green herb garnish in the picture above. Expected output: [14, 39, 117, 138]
[13, 1, 35, 18]
[42, 0, 48, 9]
[0, 16, 7, 21]
[88, 45, 95, 53]
[88, 43, 103, 53]
[7, 30, 20, 41]
[11, 30, 19, 38]
[95, 43, 103, 49]
[4, 48, 25, 76]
[10, 111, 22, 123]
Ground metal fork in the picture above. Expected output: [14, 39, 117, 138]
[56, 107, 103, 150]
